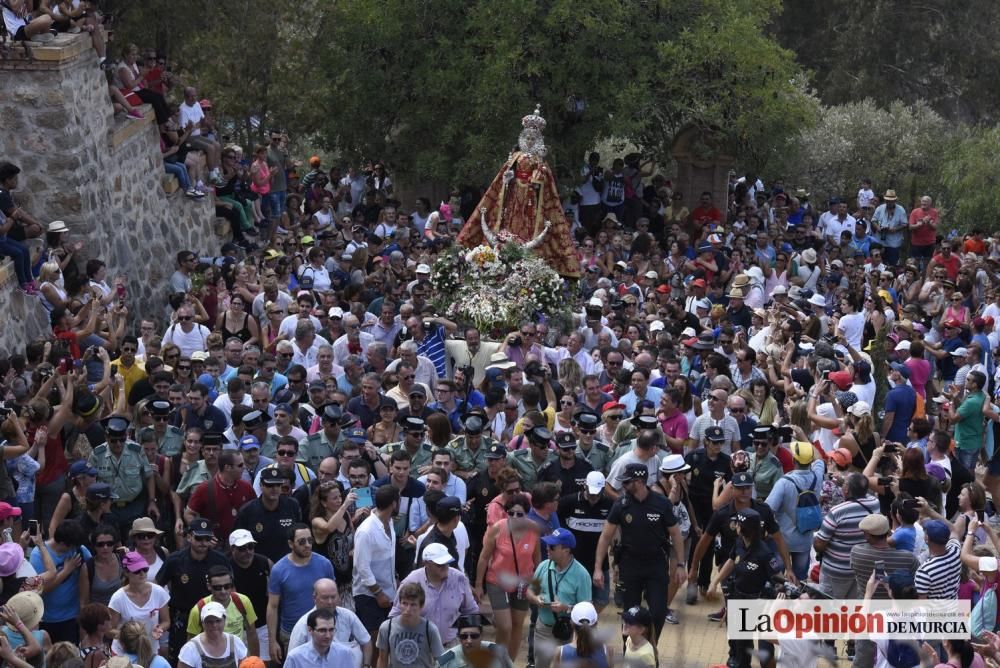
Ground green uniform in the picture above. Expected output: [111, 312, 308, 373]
[749, 451, 783, 502]
[507, 448, 557, 490]
[379, 440, 435, 469]
[176, 460, 211, 497]
[608, 438, 638, 466]
[257, 433, 281, 458]
[575, 439, 612, 474]
[449, 435, 497, 474]
[436, 641, 513, 668]
[138, 425, 184, 457]
[88, 441, 151, 503]
[298, 431, 339, 471]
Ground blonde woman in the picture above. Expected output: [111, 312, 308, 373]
[557, 358, 583, 403]
[37, 262, 68, 312]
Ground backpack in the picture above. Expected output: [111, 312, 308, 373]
[972, 585, 998, 636]
[197, 593, 248, 621]
[790, 471, 822, 533]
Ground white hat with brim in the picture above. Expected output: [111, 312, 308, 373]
[487, 352, 516, 370]
[659, 454, 692, 475]
[585, 471, 606, 495]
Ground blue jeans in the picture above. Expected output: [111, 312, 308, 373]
[0, 237, 32, 284]
[267, 190, 287, 221]
[957, 447, 980, 472]
[163, 161, 191, 190]
[789, 550, 811, 582]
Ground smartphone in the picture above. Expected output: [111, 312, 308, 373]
[901, 498, 919, 511]
[874, 560, 886, 582]
[28, 520, 38, 537]
[116, 284, 126, 298]
[354, 486, 373, 509]
[884, 442, 897, 453]
[109, 366, 117, 379]
[58, 358, 69, 375]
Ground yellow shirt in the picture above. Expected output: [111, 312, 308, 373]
[111, 359, 147, 401]
[185, 593, 256, 641]
[512, 405, 556, 436]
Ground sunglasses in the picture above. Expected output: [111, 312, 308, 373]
[95, 541, 115, 547]
[606, 414, 622, 421]
[277, 450, 297, 457]
[458, 633, 481, 640]
[192, 535, 213, 542]
[133, 533, 157, 540]
[211, 583, 234, 591]
[178, 316, 193, 321]
[579, 428, 596, 434]
[507, 511, 526, 517]
[130, 567, 150, 575]
[295, 537, 314, 545]
[153, 415, 170, 422]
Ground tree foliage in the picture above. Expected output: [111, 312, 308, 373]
[773, 1, 1000, 124]
[939, 127, 1000, 233]
[779, 99, 952, 206]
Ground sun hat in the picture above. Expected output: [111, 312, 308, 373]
[6, 592, 43, 630]
[658, 454, 692, 475]
[129, 516, 163, 536]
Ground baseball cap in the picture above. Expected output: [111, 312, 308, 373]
[0, 503, 21, 522]
[571, 601, 598, 626]
[188, 518, 214, 537]
[86, 483, 119, 501]
[617, 463, 649, 483]
[239, 435, 260, 451]
[585, 471, 606, 494]
[122, 551, 149, 572]
[829, 448, 853, 468]
[229, 529, 256, 548]
[981, 557, 999, 573]
[408, 385, 427, 398]
[346, 427, 367, 444]
[435, 496, 462, 519]
[890, 362, 911, 379]
[416, 263, 431, 274]
[540, 528, 577, 549]
[200, 601, 227, 622]
[735, 507, 761, 525]
[601, 401, 624, 414]
[622, 605, 652, 626]
[790, 441, 814, 465]
[69, 460, 98, 478]
[828, 370, 853, 391]
[422, 543, 455, 565]
[924, 519, 950, 544]
[731, 471, 754, 488]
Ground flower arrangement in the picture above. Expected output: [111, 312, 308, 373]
[431, 239, 570, 334]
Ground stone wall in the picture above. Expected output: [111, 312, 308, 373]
[0, 34, 219, 352]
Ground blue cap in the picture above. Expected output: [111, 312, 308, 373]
[239, 435, 260, 450]
[890, 362, 910, 379]
[781, 243, 794, 253]
[346, 427, 367, 443]
[924, 519, 950, 544]
[540, 528, 577, 549]
[69, 460, 98, 478]
[275, 403, 293, 415]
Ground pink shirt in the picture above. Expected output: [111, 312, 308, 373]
[659, 411, 690, 454]
[905, 357, 931, 398]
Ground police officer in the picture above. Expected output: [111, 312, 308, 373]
[707, 507, 778, 668]
[299, 404, 343, 467]
[465, 443, 506, 582]
[243, 409, 279, 458]
[235, 466, 302, 563]
[749, 426, 782, 502]
[137, 400, 184, 456]
[538, 432, 593, 495]
[573, 410, 612, 474]
[557, 470, 613, 611]
[450, 409, 497, 479]
[379, 415, 435, 471]
[607, 415, 661, 466]
[508, 426, 557, 490]
[593, 463, 685, 640]
[436, 614, 513, 668]
[684, 424, 732, 603]
[690, 472, 794, 617]
[89, 416, 158, 535]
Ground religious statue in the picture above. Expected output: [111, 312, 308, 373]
[457, 106, 580, 278]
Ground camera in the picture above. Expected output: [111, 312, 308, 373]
[524, 362, 545, 382]
[508, 335, 522, 348]
[877, 476, 893, 487]
[884, 442, 897, 453]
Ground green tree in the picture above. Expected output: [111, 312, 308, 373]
[939, 127, 1000, 234]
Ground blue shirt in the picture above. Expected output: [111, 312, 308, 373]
[416, 325, 448, 379]
[268, 554, 335, 632]
[528, 509, 560, 559]
[764, 458, 826, 553]
[30, 543, 92, 622]
[284, 640, 356, 668]
[619, 386, 663, 417]
[884, 384, 917, 443]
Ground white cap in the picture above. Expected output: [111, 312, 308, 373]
[570, 601, 598, 626]
[328, 307, 344, 318]
[649, 320, 664, 333]
[696, 298, 712, 310]
[981, 556, 999, 572]
[588, 297, 603, 307]
[681, 327, 697, 337]
[771, 285, 787, 296]
[416, 263, 431, 274]
[950, 347, 970, 357]
[422, 543, 455, 565]
[229, 529, 256, 548]
[894, 340, 911, 352]
[200, 601, 227, 621]
[585, 471, 606, 495]
[644, 270, 658, 280]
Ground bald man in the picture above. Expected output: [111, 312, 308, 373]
[287, 579, 371, 668]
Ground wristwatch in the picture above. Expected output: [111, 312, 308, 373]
[675, 562, 686, 568]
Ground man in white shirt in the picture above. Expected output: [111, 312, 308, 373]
[332, 314, 374, 365]
[178, 86, 223, 183]
[162, 305, 210, 357]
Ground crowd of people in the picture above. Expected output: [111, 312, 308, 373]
[5, 28, 1000, 668]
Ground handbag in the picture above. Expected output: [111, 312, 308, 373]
[547, 567, 574, 641]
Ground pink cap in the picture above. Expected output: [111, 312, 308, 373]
[0, 543, 25, 577]
[0, 503, 22, 521]
[122, 551, 150, 572]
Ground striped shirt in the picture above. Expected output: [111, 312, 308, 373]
[814, 495, 881, 578]
[915, 538, 962, 599]
[850, 544, 918, 598]
[416, 325, 447, 378]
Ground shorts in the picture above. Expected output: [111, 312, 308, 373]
[354, 593, 389, 635]
[13, 27, 27, 42]
[485, 582, 530, 612]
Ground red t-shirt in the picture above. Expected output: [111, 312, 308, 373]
[187, 475, 256, 539]
[35, 430, 68, 487]
[932, 253, 961, 281]
[908, 208, 939, 246]
[53, 328, 81, 360]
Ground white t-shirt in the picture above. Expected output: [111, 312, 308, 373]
[178, 634, 248, 668]
[109, 584, 171, 653]
[163, 322, 211, 357]
[179, 101, 206, 136]
[837, 312, 866, 350]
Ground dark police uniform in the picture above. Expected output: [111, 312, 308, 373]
[607, 464, 679, 635]
[537, 435, 594, 496]
[465, 445, 504, 582]
[234, 469, 302, 564]
[685, 435, 732, 590]
[726, 507, 778, 668]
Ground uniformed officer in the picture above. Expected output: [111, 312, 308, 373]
[379, 415, 434, 471]
[299, 404, 344, 468]
[137, 400, 184, 456]
[465, 443, 506, 583]
[684, 424, 732, 602]
[89, 416, 158, 535]
[572, 411, 611, 474]
[557, 470, 613, 611]
[707, 507, 778, 668]
[749, 426, 783, 502]
[244, 410, 280, 458]
[538, 432, 593, 495]
[450, 409, 497, 479]
[235, 466, 302, 563]
[436, 614, 513, 668]
[607, 415, 661, 466]
[508, 426, 557, 490]
[593, 463, 685, 640]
